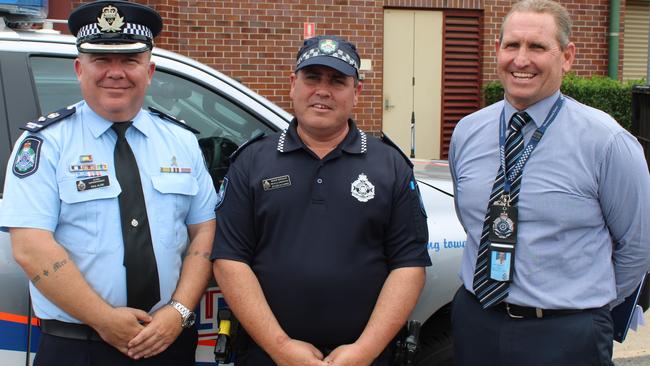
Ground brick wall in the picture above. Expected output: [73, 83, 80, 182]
[66, 0, 624, 133]
[144, 0, 386, 132]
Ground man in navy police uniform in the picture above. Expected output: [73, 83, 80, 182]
[0, 1, 217, 365]
[449, 0, 650, 365]
[211, 35, 432, 366]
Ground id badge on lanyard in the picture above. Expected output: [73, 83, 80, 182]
[487, 95, 564, 282]
[488, 195, 517, 282]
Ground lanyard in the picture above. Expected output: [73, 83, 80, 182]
[499, 95, 564, 194]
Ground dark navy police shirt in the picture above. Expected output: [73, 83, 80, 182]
[211, 119, 431, 349]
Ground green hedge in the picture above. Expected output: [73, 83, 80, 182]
[483, 74, 645, 131]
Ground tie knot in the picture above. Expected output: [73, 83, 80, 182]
[509, 112, 531, 132]
[112, 122, 133, 139]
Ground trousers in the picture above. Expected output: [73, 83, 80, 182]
[34, 326, 197, 366]
[452, 287, 614, 366]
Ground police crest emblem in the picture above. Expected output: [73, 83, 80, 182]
[492, 212, 514, 239]
[13, 136, 42, 178]
[97, 5, 125, 33]
[351, 173, 375, 202]
[319, 39, 338, 54]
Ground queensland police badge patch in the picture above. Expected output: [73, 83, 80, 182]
[351, 173, 375, 202]
[13, 136, 43, 178]
[215, 177, 229, 210]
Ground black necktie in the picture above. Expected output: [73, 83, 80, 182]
[112, 122, 160, 311]
[472, 111, 532, 308]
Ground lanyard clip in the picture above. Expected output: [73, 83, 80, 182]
[494, 194, 511, 207]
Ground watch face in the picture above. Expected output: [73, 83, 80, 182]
[183, 312, 196, 328]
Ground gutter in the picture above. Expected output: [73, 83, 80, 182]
[608, 0, 621, 79]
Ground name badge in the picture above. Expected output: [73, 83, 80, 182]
[76, 176, 110, 191]
[262, 175, 291, 191]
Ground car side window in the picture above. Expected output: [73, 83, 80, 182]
[30, 57, 82, 113]
[30, 55, 274, 186]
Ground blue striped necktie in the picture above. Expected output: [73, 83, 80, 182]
[473, 111, 532, 308]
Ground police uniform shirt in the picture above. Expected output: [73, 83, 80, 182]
[0, 101, 218, 322]
[449, 91, 650, 309]
[211, 118, 431, 349]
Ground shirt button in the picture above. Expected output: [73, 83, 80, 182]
[316, 178, 323, 184]
[131, 219, 139, 227]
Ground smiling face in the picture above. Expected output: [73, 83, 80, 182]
[289, 65, 362, 138]
[496, 11, 575, 110]
[74, 52, 155, 122]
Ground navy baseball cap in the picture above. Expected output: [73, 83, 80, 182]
[295, 35, 360, 78]
[68, 0, 163, 54]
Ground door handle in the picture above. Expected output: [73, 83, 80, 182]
[384, 98, 395, 111]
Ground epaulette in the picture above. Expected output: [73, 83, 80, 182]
[148, 107, 200, 134]
[229, 132, 266, 163]
[20, 106, 76, 132]
[381, 132, 413, 168]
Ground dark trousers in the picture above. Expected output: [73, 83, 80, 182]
[452, 287, 614, 366]
[235, 341, 394, 365]
[34, 327, 198, 366]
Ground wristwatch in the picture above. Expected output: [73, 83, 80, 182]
[168, 299, 196, 328]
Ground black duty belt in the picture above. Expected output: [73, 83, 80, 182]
[40, 319, 103, 342]
[494, 302, 587, 319]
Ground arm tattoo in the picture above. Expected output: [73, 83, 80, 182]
[53, 258, 68, 272]
[33, 258, 69, 284]
[188, 249, 211, 261]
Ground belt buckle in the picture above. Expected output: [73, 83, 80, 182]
[505, 303, 524, 319]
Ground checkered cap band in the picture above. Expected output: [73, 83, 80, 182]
[297, 48, 358, 70]
[77, 22, 153, 39]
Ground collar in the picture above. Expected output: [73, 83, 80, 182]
[276, 118, 368, 155]
[83, 101, 151, 139]
[504, 90, 561, 129]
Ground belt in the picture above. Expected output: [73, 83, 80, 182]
[494, 302, 586, 319]
[40, 319, 103, 342]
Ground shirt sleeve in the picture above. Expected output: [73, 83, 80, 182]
[599, 131, 650, 301]
[186, 135, 218, 225]
[210, 153, 257, 264]
[383, 154, 432, 270]
[448, 127, 464, 230]
[0, 132, 61, 232]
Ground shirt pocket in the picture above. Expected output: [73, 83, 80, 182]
[58, 176, 121, 254]
[150, 174, 199, 250]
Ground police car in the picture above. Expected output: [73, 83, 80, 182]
[0, 1, 466, 365]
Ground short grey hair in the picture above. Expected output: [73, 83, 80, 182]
[499, 0, 572, 49]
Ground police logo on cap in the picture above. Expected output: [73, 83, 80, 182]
[318, 39, 338, 54]
[97, 5, 125, 33]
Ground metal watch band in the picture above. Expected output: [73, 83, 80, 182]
[168, 299, 194, 327]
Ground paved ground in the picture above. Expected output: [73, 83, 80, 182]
[613, 311, 649, 366]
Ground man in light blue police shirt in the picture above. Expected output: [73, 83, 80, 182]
[449, 0, 650, 365]
[0, 1, 217, 365]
